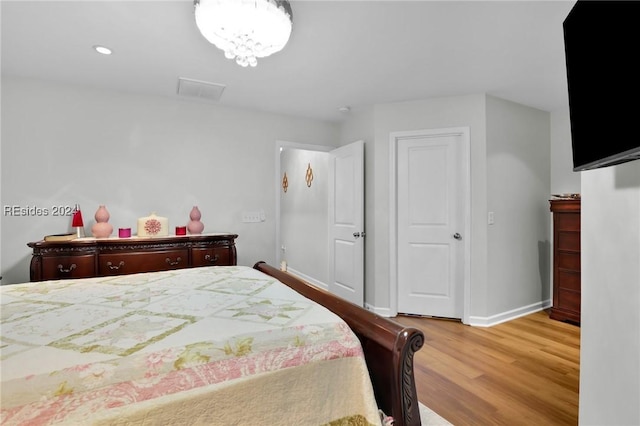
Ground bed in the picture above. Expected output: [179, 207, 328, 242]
[0, 263, 423, 425]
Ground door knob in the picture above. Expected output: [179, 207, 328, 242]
[353, 232, 366, 238]
[453, 233, 462, 240]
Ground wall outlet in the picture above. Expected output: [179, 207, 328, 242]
[488, 211, 495, 225]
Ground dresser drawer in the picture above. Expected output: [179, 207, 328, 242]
[42, 255, 96, 280]
[191, 247, 232, 267]
[99, 249, 189, 276]
[557, 252, 580, 272]
[555, 212, 580, 231]
[557, 270, 580, 292]
[557, 231, 580, 252]
[557, 288, 581, 314]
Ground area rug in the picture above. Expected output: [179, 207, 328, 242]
[419, 402, 452, 426]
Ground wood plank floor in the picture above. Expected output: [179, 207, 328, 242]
[394, 310, 580, 426]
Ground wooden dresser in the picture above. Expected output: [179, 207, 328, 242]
[549, 199, 580, 324]
[28, 233, 238, 282]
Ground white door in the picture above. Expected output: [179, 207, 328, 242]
[328, 140, 364, 306]
[396, 130, 467, 318]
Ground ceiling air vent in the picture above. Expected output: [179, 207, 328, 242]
[177, 77, 226, 102]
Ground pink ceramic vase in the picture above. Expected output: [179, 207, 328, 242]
[91, 205, 113, 238]
[187, 206, 204, 234]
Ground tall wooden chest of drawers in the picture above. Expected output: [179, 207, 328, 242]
[28, 233, 237, 282]
[549, 199, 580, 324]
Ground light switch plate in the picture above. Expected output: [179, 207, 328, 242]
[242, 210, 264, 223]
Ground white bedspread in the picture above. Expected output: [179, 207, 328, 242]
[1, 266, 381, 425]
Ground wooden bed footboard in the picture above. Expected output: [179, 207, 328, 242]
[253, 262, 424, 426]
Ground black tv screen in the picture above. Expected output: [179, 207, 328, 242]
[563, 0, 640, 171]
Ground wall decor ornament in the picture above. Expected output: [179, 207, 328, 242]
[282, 172, 288, 193]
[187, 206, 205, 234]
[91, 205, 113, 238]
[305, 163, 314, 187]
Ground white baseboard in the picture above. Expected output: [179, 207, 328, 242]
[285, 267, 328, 291]
[281, 273, 549, 328]
[364, 303, 394, 317]
[467, 299, 552, 327]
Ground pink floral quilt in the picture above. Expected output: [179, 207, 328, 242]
[1, 266, 381, 425]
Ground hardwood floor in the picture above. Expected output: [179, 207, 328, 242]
[395, 310, 580, 426]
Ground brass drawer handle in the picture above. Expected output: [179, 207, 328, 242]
[107, 261, 125, 270]
[204, 254, 219, 264]
[57, 263, 77, 273]
[166, 257, 182, 266]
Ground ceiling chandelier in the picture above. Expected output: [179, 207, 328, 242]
[194, 0, 293, 68]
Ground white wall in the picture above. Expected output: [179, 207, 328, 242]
[0, 76, 338, 284]
[550, 107, 640, 424]
[0, 80, 2, 283]
[338, 94, 551, 324]
[550, 107, 580, 194]
[2, 75, 563, 328]
[485, 96, 551, 318]
[338, 106, 375, 303]
[370, 94, 488, 316]
[579, 160, 640, 425]
[279, 148, 330, 285]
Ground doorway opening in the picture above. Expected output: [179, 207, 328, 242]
[275, 141, 332, 289]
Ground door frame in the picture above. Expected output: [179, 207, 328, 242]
[275, 140, 333, 271]
[389, 127, 471, 324]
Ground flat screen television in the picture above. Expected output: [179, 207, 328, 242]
[563, 0, 640, 171]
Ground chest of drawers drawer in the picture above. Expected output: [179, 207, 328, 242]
[42, 255, 96, 280]
[98, 249, 189, 276]
[191, 247, 231, 267]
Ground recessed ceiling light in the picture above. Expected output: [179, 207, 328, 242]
[338, 106, 351, 113]
[93, 45, 112, 55]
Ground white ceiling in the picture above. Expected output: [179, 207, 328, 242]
[1, 0, 576, 122]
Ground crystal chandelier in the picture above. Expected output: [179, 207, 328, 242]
[194, 0, 293, 68]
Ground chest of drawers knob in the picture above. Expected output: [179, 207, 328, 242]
[57, 263, 77, 273]
[107, 261, 125, 270]
[165, 257, 182, 266]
